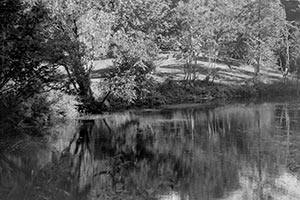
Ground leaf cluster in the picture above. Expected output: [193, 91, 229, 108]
[0, 0, 65, 96]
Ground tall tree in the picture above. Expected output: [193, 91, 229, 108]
[173, 0, 247, 82]
[46, 0, 114, 97]
[238, 0, 286, 76]
[99, 0, 170, 103]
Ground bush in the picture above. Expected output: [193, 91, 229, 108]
[99, 75, 138, 104]
[97, 55, 156, 108]
[0, 90, 79, 134]
[26, 90, 80, 121]
[46, 90, 80, 119]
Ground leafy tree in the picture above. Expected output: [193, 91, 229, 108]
[97, 0, 166, 104]
[99, 30, 158, 106]
[0, 0, 63, 97]
[173, 0, 246, 83]
[170, 0, 287, 81]
[45, 0, 114, 97]
[280, 0, 300, 81]
[236, 0, 286, 76]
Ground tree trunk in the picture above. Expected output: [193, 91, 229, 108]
[256, 0, 261, 77]
[77, 75, 92, 98]
[297, 59, 300, 96]
[64, 66, 79, 92]
[255, 56, 261, 76]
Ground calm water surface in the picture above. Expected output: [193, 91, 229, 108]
[2, 101, 300, 200]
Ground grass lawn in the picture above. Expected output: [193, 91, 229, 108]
[91, 54, 286, 85]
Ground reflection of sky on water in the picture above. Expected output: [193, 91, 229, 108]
[158, 170, 300, 200]
[3, 102, 300, 199]
[274, 172, 300, 199]
[223, 171, 300, 200]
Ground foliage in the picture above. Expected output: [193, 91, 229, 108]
[99, 55, 156, 106]
[0, 90, 79, 134]
[96, 6, 160, 106]
[0, 0, 64, 96]
[257, 81, 300, 97]
[140, 0, 287, 83]
[28, 91, 79, 121]
[100, 74, 137, 104]
[282, 24, 300, 74]
[45, 0, 114, 97]
[44, 90, 80, 119]
[110, 0, 173, 36]
[0, 0, 298, 116]
[240, 0, 286, 74]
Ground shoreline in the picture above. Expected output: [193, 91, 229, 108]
[100, 79, 300, 113]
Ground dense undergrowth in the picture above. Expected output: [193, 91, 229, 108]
[0, 90, 79, 137]
[97, 78, 300, 112]
[257, 81, 300, 97]
[1, 74, 299, 139]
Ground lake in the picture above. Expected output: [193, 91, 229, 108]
[1, 100, 300, 200]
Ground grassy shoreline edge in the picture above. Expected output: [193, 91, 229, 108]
[102, 80, 300, 113]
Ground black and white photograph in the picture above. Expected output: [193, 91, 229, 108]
[1, 0, 300, 199]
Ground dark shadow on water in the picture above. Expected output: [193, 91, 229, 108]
[2, 102, 300, 199]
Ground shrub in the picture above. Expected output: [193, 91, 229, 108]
[45, 90, 80, 119]
[99, 74, 138, 104]
[0, 90, 79, 131]
[97, 55, 156, 107]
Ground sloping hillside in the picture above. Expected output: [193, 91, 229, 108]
[91, 56, 285, 85]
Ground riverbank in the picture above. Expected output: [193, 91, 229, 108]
[3, 100, 300, 200]
[92, 55, 299, 112]
[1, 56, 298, 133]
[102, 79, 300, 112]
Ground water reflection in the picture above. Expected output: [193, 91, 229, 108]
[2, 102, 300, 199]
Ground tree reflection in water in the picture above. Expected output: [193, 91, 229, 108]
[2, 103, 300, 199]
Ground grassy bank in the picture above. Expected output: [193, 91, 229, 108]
[92, 56, 299, 112]
[99, 78, 300, 112]
[2, 55, 299, 135]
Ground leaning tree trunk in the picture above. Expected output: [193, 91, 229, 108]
[77, 76, 92, 97]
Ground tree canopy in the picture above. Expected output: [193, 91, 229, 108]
[0, 0, 64, 96]
[1, 0, 298, 107]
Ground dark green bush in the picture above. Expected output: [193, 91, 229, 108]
[0, 90, 79, 136]
[22, 90, 80, 121]
[97, 55, 157, 107]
